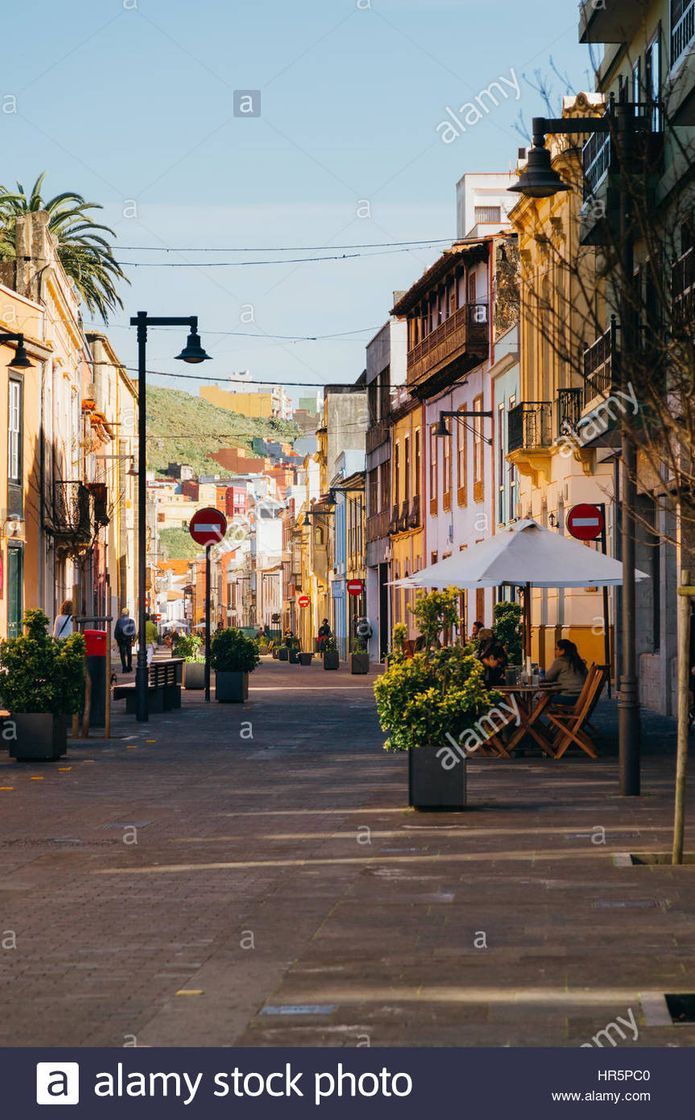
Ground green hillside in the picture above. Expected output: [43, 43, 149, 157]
[147, 387, 300, 477]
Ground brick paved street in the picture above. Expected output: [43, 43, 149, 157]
[1, 657, 694, 1048]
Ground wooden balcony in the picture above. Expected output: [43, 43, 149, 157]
[366, 418, 390, 455]
[366, 508, 390, 544]
[406, 303, 488, 393]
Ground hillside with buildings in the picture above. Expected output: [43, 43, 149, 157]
[147, 387, 300, 478]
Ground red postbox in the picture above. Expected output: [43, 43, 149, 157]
[83, 629, 107, 727]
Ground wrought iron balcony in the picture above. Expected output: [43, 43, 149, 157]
[51, 481, 94, 552]
[508, 402, 552, 454]
[388, 503, 400, 535]
[407, 302, 488, 391]
[583, 322, 618, 405]
[557, 387, 583, 434]
[408, 493, 421, 529]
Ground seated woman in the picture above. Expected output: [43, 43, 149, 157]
[480, 642, 508, 686]
[545, 639, 588, 704]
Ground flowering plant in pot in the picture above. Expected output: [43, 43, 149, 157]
[173, 633, 205, 690]
[0, 609, 85, 760]
[322, 635, 339, 670]
[210, 627, 260, 702]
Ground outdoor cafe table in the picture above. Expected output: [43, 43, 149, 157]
[495, 684, 564, 757]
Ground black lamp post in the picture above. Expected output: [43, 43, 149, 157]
[0, 332, 34, 370]
[510, 108, 642, 795]
[129, 313, 211, 722]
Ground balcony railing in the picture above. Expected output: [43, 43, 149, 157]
[52, 481, 94, 552]
[673, 0, 695, 68]
[388, 503, 400, 535]
[583, 321, 617, 405]
[508, 402, 552, 454]
[557, 387, 583, 434]
[408, 493, 421, 529]
[366, 417, 390, 455]
[407, 302, 488, 388]
[366, 508, 391, 543]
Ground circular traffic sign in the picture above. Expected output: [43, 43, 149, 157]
[347, 579, 364, 597]
[297, 595, 310, 608]
[566, 504, 604, 541]
[189, 506, 228, 546]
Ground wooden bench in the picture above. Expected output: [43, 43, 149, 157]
[112, 658, 184, 715]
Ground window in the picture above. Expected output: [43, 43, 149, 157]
[429, 424, 438, 514]
[8, 378, 22, 481]
[457, 403, 468, 506]
[394, 441, 400, 507]
[403, 435, 411, 502]
[473, 393, 485, 503]
[645, 32, 662, 129]
[497, 402, 506, 524]
[414, 428, 421, 497]
[380, 461, 390, 513]
[475, 205, 501, 224]
[442, 426, 451, 511]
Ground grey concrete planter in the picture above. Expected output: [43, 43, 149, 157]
[323, 651, 340, 670]
[9, 713, 67, 761]
[408, 746, 467, 811]
[350, 652, 370, 675]
[215, 671, 249, 703]
[278, 648, 289, 661]
[183, 662, 205, 690]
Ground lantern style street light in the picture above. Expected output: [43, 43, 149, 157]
[129, 313, 211, 722]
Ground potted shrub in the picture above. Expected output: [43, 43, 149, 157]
[287, 635, 301, 664]
[493, 600, 523, 666]
[374, 645, 500, 811]
[277, 644, 289, 661]
[323, 636, 339, 670]
[0, 610, 85, 761]
[298, 650, 313, 666]
[349, 638, 370, 675]
[210, 627, 260, 702]
[173, 633, 205, 690]
[386, 622, 408, 666]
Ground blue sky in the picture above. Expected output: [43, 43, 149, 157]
[4, 0, 591, 398]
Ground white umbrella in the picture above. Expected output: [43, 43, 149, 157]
[393, 519, 648, 664]
[394, 519, 648, 589]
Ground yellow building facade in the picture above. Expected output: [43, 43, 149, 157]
[389, 390, 425, 641]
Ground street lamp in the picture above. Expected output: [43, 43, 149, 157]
[303, 509, 335, 527]
[510, 108, 642, 795]
[435, 409, 493, 444]
[0, 332, 34, 370]
[129, 312, 211, 722]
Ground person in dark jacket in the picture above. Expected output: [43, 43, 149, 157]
[114, 608, 135, 673]
[317, 618, 332, 652]
[480, 642, 508, 686]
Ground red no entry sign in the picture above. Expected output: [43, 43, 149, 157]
[297, 595, 310, 608]
[347, 579, 364, 596]
[566, 504, 604, 541]
[189, 506, 228, 546]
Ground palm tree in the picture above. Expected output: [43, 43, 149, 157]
[0, 172, 127, 321]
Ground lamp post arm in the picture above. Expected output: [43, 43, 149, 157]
[531, 115, 610, 146]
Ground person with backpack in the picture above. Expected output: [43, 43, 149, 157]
[114, 607, 135, 673]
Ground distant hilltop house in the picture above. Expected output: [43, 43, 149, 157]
[200, 383, 295, 421]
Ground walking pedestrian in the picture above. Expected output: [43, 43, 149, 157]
[114, 607, 135, 673]
[317, 618, 332, 652]
[53, 599, 74, 639]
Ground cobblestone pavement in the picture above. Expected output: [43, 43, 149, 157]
[1, 657, 694, 1048]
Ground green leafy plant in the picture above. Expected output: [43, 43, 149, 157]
[323, 636, 337, 653]
[408, 588, 460, 649]
[352, 637, 368, 654]
[210, 627, 260, 673]
[172, 633, 203, 663]
[389, 622, 408, 663]
[374, 646, 500, 753]
[0, 609, 85, 715]
[493, 600, 523, 664]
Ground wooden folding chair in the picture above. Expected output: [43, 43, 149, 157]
[545, 665, 608, 759]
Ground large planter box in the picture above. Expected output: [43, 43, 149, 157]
[408, 746, 467, 811]
[278, 648, 289, 661]
[323, 651, 340, 670]
[289, 648, 300, 664]
[216, 671, 249, 703]
[350, 652, 370, 675]
[183, 662, 205, 690]
[9, 713, 67, 761]
[298, 652, 313, 666]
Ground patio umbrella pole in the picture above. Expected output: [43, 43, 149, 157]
[524, 582, 532, 673]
